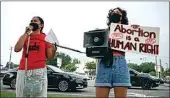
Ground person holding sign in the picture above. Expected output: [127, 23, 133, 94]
[95, 7, 132, 98]
[14, 16, 57, 97]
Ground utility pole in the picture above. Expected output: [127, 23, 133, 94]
[155, 56, 158, 78]
[9, 47, 13, 69]
[159, 59, 162, 78]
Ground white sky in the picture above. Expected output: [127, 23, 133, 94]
[1, 1, 169, 69]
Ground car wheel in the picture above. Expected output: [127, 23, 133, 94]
[10, 79, 16, 89]
[58, 80, 69, 92]
[142, 80, 152, 90]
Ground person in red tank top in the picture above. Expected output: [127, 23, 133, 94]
[14, 16, 57, 97]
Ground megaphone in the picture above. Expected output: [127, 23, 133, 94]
[83, 29, 109, 58]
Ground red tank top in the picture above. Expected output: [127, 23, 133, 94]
[18, 33, 52, 70]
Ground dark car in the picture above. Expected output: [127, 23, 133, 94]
[0, 67, 9, 78]
[129, 68, 161, 90]
[2, 65, 88, 92]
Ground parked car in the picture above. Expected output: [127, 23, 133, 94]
[149, 75, 164, 84]
[0, 67, 9, 78]
[2, 65, 88, 92]
[129, 68, 161, 89]
[74, 72, 90, 80]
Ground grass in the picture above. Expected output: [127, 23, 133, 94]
[0, 91, 74, 98]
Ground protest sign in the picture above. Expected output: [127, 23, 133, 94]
[109, 23, 160, 55]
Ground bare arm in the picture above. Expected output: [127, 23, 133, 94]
[14, 33, 28, 52]
[46, 45, 57, 60]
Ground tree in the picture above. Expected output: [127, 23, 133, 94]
[72, 58, 80, 64]
[85, 61, 96, 70]
[64, 63, 77, 72]
[46, 52, 72, 68]
[162, 68, 170, 77]
[62, 58, 80, 72]
[149, 71, 156, 76]
[56, 52, 72, 68]
[46, 52, 79, 72]
[85, 61, 96, 75]
[46, 56, 57, 66]
[13, 64, 19, 68]
[140, 62, 155, 73]
[128, 63, 141, 72]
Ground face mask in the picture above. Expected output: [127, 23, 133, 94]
[29, 23, 39, 31]
[110, 13, 121, 23]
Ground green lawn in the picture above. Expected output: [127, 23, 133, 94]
[0, 91, 74, 97]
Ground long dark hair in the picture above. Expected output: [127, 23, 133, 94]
[36, 16, 44, 33]
[107, 7, 129, 26]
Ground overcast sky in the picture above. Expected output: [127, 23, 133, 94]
[1, 1, 169, 69]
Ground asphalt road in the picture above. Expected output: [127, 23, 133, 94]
[1, 80, 169, 97]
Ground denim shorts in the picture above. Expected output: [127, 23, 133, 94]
[95, 56, 131, 87]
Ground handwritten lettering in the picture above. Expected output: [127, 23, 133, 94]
[139, 43, 159, 55]
[114, 24, 156, 38]
[134, 37, 140, 42]
[109, 39, 137, 51]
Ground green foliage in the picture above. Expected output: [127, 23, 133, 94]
[0, 91, 78, 97]
[140, 62, 155, 73]
[72, 58, 80, 64]
[46, 52, 72, 68]
[64, 63, 77, 72]
[149, 71, 156, 76]
[56, 52, 72, 68]
[46, 52, 79, 72]
[13, 64, 19, 68]
[85, 61, 96, 70]
[162, 68, 170, 77]
[128, 61, 169, 77]
[128, 63, 141, 72]
[46, 56, 57, 66]
[85, 61, 96, 75]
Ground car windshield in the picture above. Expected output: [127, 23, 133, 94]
[130, 68, 140, 75]
[48, 65, 64, 73]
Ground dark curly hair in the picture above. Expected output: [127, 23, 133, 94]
[107, 7, 129, 26]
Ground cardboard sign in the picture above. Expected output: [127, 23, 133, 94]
[109, 23, 160, 55]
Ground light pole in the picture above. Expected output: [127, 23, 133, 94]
[8, 47, 13, 69]
[165, 63, 168, 71]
